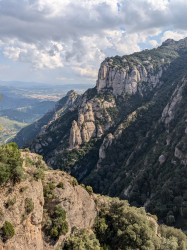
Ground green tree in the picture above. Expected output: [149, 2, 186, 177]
[0, 143, 24, 185]
[64, 228, 100, 250]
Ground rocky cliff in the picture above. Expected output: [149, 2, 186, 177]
[0, 151, 97, 250]
[0, 148, 186, 249]
[13, 37, 187, 229]
[96, 56, 163, 95]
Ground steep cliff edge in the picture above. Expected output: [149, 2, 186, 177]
[0, 146, 186, 249]
[0, 150, 97, 250]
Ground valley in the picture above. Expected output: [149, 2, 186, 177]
[0, 82, 92, 144]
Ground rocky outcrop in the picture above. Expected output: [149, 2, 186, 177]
[69, 103, 96, 149]
[96, 59, 163, 95]
[69, 97, 116, 149]
[98, 133, 114, 160]
[0, 178, 44, 250]
[174, 147, 187, 166]
[0, 152, 97, 250]
[161, 80, 186, 125]
[69, 120, 82, 149]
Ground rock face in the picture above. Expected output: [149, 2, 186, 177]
[0, 153, 97, 250]
[96, 59, 163, 95]
[0, 178, 44, 250]
[44, 171, 97, 231]
[98, 133, 114, 160]
[161, 80, 185, 125]
[69, 120, 83, 149]
[69, 96, 116, 148]
[69, 103, 96, 149]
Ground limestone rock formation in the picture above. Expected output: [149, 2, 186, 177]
[69, 121, 82, 149]
[0, 152, 97, 250]
[96, 59, 163, 95]
[69, 98, 116, 148]
[161, 80, 186, 125]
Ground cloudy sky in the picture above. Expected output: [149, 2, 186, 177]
[0, 0, 187, 85]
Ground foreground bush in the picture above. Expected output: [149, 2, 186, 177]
[94, 197, 187, 249]
[44, 205, 69, 240]
[0, 143, 24, 185]
[63, 228, 100, 250]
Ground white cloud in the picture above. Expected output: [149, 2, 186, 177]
[3, 40, 64, 69]
[106, 31, 141, 54]
[149, 39, 159, 47]
[72, 65, 98, 78]
[0, 0, 187, 83]
[161, 30, 187, 42]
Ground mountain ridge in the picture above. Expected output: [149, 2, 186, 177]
[13, 37, 187, 229]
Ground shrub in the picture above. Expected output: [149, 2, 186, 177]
[0, 208, 4, 220]
[6, 196, 16, 208]
[33, 168, 45, 181]
[86, 185, 93, 195]
[94, 198, 160, 249]
[0, 143, 24, 185]
[57, 182, 64, 189]
[0, 163, 10, 185]
[23, 148, 30, 152]
[64, 228, 100, 250]
[35, 156, 45, 169]
[70, 177, 78, 187]
[54, 206, 66, 220]
[80, 183, 85, 188]
[25, 198, 34, 214]
[50, 226, 59, 239]
[25, 157, 35, 167]
[44, 205, 69, 240]
[1, 221, 15, 241]
[59, 220, 68, 235]
[159, 225, 187, 249]
[20, 186, 28, 193]
[44, 182, 56, 199]
[45, 219, 52, 228]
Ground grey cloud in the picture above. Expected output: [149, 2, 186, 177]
[0, 0, 187, 70]
[0, 0, 186, 44]
[0, 1, 119, 43]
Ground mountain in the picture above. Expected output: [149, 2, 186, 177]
[0, 144, 186, 249]
[0, 101, 55, 123]
[13, 38, 187, 229]
[13, 90, 80, 148]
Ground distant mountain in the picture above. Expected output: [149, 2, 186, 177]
[0, 81, 93, 144]
[0, 101, 55, 123]
[0, 93, 39, 110]
[12, 90, 80, 147]
[13, 38, 187, 229]
[0, 81, 94, 91]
